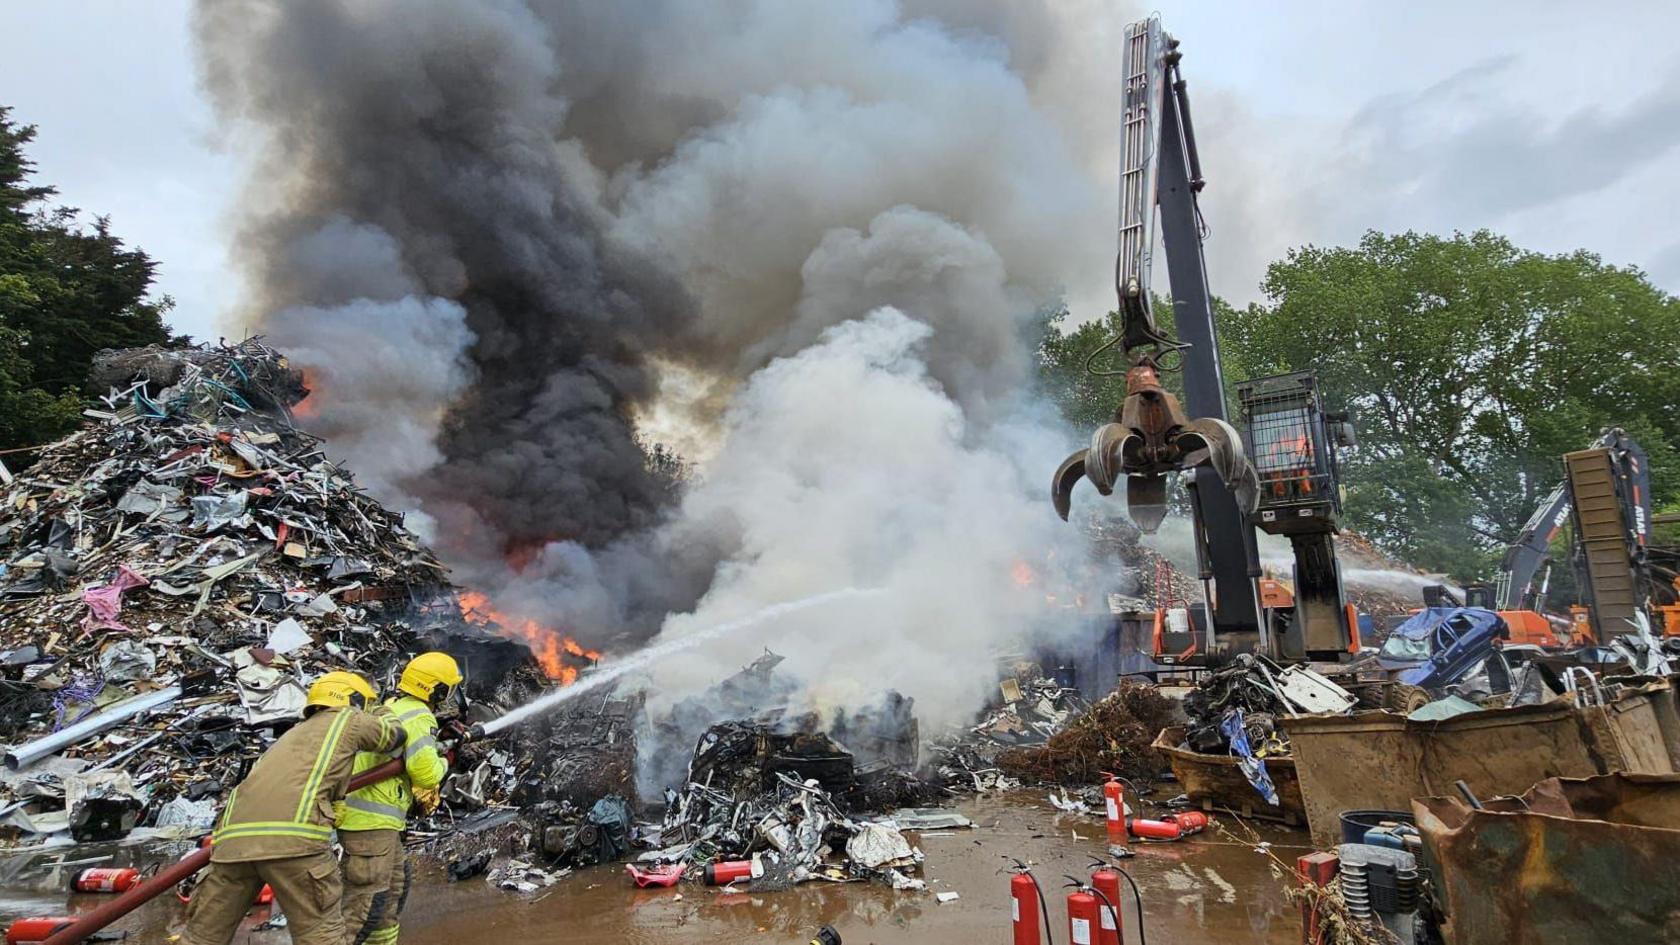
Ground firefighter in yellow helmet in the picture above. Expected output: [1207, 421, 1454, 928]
[338, 652, 462, 945]
[183, 671, 402, 945]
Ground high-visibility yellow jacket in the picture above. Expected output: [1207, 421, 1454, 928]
[338, 694, 447, 832]
[211, 706, 400, 863]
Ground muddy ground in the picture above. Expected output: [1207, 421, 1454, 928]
[1, 793, 1310, 944]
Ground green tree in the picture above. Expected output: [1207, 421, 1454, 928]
[1035, 304, 1128, 434]
[0, 106, 178, 456]
[1224, 230, 1680, 580]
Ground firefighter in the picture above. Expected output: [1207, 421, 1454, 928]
[338, 652, 462, 945]
[182, 671, 402, 945]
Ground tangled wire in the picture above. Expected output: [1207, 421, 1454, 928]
[996, 685, 1177, 783]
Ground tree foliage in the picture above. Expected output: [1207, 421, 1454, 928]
[1039, 230, 1680, 582]
[0, 106, 177, 456]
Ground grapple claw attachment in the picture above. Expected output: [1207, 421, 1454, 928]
[1048, 357, 1259, 530]
[1052, 450, 1088, 522]
[1127, 475, 1170, 533]
[1181, 417, 1260, 513]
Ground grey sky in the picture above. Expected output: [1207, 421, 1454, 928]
[2, 0, 1676, 345]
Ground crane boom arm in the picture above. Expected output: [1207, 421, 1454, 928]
[1114, 19, 1205, 355]
[1051, 16, 1263, 651]
[1494, 480, 1572, 610]
[1122, 16, 1261, 636]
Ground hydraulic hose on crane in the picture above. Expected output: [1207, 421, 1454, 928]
[40, 756, 408, 945]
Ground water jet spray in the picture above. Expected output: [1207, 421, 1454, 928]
[470, 587, 883, 740]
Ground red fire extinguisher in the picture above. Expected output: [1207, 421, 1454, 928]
[71, 868, 142, 894]
[1101, 772, 1128, 846]
[1169, 810, 1210, 835]
[703, 857, 764, 886]
[1126, 816, 1185, 841]
[1066, 883, 1101, 945]
[1007, 859, 1045, 945]
[5, 918, 73, 945]
[1089, 865, 1123, 945]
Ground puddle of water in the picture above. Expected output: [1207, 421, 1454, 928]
[0, 793, 1310, 944]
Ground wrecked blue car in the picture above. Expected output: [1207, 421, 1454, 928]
[1377, 607, 1509, 690]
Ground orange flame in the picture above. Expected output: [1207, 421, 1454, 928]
[1010, 559, 1036, 588]
[456, 590, 599, 682]
[293, 369, 321, 419]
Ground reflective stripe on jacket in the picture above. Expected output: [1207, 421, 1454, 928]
[338, 695, 446, 832]
[211, 706, 400, 863]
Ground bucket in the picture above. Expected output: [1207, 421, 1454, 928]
[1339, 809, 1413, 845]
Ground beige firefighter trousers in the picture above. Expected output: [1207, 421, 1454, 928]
[181, 849, 344, 945]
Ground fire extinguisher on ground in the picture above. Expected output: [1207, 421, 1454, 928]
[1101, 772, 1128, 848]
[1005, 857, 1052, 945]
[1089, 863, 1123, 945]
[1078, 861, 1149, 945]
[1064, 876, 1124, 945]
[71, 868, 143, 894]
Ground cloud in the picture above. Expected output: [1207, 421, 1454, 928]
[1346, 57, 1680, 220]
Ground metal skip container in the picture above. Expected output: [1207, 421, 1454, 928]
[1414, 772, 1680, 945]
[1280, 701, 1601, 847]
[1284, 685, 1680, 847]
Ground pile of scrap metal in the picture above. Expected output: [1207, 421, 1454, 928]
[465, 688, 648, 873]
[433, 652, 945, 891]
[444, 681, 645, 814]
[1181, 654, 1356, 755]
[928, 667, 1090, 793]
[0, 339, 526, 848]
[641, 720, 945, 891]
[1173, 654, 1355, 810]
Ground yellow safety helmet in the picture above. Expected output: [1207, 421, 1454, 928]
[398, 651, 463, 707]
[305, 670, 377, 714]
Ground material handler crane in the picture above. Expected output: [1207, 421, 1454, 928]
[1051, 16, 1359, 663]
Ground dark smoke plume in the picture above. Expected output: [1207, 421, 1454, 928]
[195, 0, 714, 641]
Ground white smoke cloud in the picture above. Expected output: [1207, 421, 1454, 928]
[606, 15, 1110, 391]
[643, 309, 1086, 732]
[258, 213, 479, 509]
[266, 296, 476, 503]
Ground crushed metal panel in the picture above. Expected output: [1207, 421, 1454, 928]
[1415, 773, 1680, 945]
[1272, 663, 1357, 714]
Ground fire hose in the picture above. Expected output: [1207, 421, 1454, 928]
[39, 755, 410, 945]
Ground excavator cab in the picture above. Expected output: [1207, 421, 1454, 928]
[1237, 372, 1351, 535]
[1236, 373, 1358, 660]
